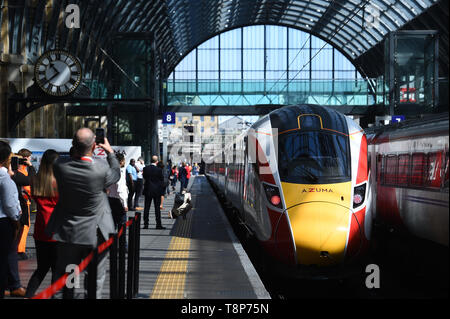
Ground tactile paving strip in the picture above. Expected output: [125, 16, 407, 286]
[150, 213, 192, 299]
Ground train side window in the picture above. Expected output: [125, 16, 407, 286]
[376, 155, 383, 183]
[425, 152, 442, 188]
[384, 155, 398, 185]
[411, 153, 426, 186]
[397, 154, 410, 186]
[444, 152, 449, 190]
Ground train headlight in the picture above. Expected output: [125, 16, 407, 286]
[263, 183, 283, 209]
[353, 184, 366, 209]
[270, 195, 281, 206]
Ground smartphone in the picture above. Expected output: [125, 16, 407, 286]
[95, 128, 105, 145]
[11, 156, 19, 171]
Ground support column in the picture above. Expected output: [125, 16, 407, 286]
[0, 1, 9, 137]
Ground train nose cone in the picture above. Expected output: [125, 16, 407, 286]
[287, 202, 351, 266]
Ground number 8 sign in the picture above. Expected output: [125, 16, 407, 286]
[162, 112, 176, 125]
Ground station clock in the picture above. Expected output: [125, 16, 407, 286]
[34, 49, 83, 96]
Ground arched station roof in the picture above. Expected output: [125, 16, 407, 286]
[0, 0, 447, 79]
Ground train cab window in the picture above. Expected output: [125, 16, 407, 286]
[397, 154, 410, 186]
[411, 153, 426, 186]
[278, 131, 350, 184]
[384, 155, 398, 185]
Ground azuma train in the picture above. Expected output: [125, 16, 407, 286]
[206, 104, 372, 277]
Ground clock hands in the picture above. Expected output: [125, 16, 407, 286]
[43, 67, 61, 86]
[50, 62, 60, 75]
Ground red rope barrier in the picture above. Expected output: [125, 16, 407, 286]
[98, 236, 114, 255]
[31, 216, 138, 299]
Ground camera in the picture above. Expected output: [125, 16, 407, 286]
[11, 156, 26, 171]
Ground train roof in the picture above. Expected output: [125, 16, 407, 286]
[261, 104, 349, 136]
[364, 112, 449, 134]
[366, 112, 449, 142]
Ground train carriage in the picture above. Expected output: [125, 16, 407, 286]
[367, 113, 449, 247]
[206, 104, 372, 277]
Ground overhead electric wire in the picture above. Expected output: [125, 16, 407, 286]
[256, 0, 372, 105]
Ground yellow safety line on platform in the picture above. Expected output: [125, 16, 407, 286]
[150, 215, 192, 299]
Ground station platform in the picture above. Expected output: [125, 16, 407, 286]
[11, 175, 270, 299]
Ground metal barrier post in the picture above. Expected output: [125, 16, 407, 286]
[109, 233, 118, 299]
[118, 224, 126, 299]
[126, 217, 135, 299]
[87, 248, 98, 299]
[133, 213, 141, 297]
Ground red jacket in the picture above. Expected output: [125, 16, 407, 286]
[186, 166, 191, 179]
[33, 196, 59, 242]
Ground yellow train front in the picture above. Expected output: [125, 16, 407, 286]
[206, 104, 372, 278]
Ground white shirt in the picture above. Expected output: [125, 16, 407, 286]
[0, 167, 21, 220]
[135, 161, 144, 179]
[107, 167, 129, 208]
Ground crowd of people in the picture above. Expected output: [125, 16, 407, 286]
[0, 127, 198, 299]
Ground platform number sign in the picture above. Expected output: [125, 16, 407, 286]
[163, 112, 176, 125]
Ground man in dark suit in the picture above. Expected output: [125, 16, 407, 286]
[45, 128, 120, 298]
[143, 155, 165, 229]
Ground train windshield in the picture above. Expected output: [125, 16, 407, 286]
[278, 131, 350, 184]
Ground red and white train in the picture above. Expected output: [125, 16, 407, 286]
[367, 113, 449, 247]
[206, 104, 372, 277]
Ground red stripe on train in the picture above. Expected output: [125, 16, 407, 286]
[356, 134, 368, 185]
[346, 207, 368, 261]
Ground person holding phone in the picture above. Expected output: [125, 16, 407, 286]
[45, 128, 120, 298]
[0, 141, 22, 299]
[12, 149, 36, 260]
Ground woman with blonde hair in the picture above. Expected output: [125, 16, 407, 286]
[25, 149, 59, 298]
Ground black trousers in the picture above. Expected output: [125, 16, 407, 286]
[144, 195, 162, 227]
[108, 197, 127, 229]
[25, 240, 57, 298]
[134, 178, 143, 208]
[0, 218, 14, 299]
[53, 241, 92, 299]
[127, 181, 135, 210]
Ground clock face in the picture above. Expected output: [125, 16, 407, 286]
[34, 50, 82, 96]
